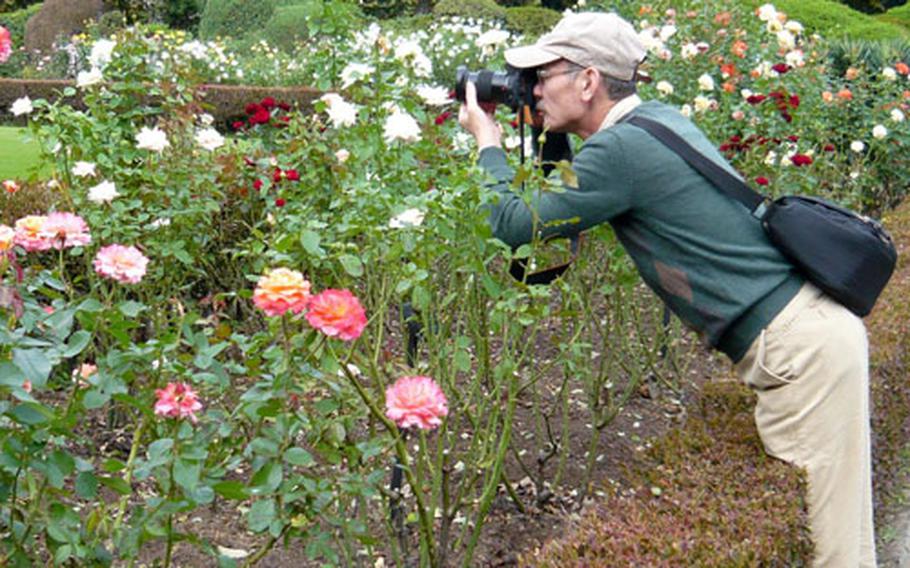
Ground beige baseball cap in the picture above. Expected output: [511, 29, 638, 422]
[504, 12, 647, 81]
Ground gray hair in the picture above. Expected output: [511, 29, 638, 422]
[602, 74, 637, 100]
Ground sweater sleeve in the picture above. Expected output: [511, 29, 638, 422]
[478, 132, 634, 249]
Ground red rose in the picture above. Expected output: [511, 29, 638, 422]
[232, 121, 246, 131]
[245, 103, 261, 115]
[823, 143, 836, 152]
[273, 169, 283, 182]
[434, 111, 452, 125]
[789, 95, 800, 108]
[787, 135, 799, 142]
[755, 176, 770, 186]
[275, 198, 286, 207]
[284, 169, 300, 181]
[772, 63, 790, 74]
[747, 94, 766, 105]
[790, 154, 813, 166]
[253, 179, 263, 191]
[261, 97, 276, 109]
[278, 102, 291, 111]
[780, 112, 793, 123]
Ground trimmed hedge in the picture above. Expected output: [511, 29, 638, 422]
[878, 2, 910, 29]
[523, 381, 811, 566]
[0, 78, 322, 129]
[433, 0, 506, 22]
[744, 0, 908, 39]
[197, 0, 301, 40]
[504, 6, 560, 39]
[259, 1, 363, 50]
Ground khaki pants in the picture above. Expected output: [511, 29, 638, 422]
[735, 283, 876, 568]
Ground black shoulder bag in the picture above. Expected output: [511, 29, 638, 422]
[626, 115, 897, 317]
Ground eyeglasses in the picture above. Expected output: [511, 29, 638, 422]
[536, 66, 583, 84]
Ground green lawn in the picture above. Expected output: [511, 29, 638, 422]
[0, 126, 46, 181]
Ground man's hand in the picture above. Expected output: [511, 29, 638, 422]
[458, 81, 503, 151]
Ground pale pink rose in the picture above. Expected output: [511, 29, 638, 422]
[385, 375, 449, 430]
[22, 380, 32, 393]
[154, 382, 203, 423]
[93, 244, 149, 284]
[72, 363, 97, 388]
[305, 289, 367, 341]
[13, 215, 51, 252]
[39, 212, 91, 249]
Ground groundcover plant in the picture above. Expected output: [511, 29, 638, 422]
[1, 0, 908, 565]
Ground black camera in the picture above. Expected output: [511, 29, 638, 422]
[454, 65, 537, 112]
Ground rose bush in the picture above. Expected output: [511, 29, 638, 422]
[1, 1, 908, 565]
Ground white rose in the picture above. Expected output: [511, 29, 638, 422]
[319, 93, 358, 128]
[416, 85, 451, 106]
[850, 140, 865, 153]
[76, 67, 104, 88]
[135, 126, 170, 152]
[656, 81, 674, 96]
[882, 67, 897, 81]
[340, 62, 375, 89]
[890, 109, 905, 123]
[680, 43, 699, 60]
[10, 96, 33, 116]
[195, 127, 225, 151]
[335, 149, 350, 163]
[88, 39, 116, 69]
[872, 125, 888, 139]
[757, 4, 778, 22]
[693, 96, 714, 113]
[388, 208, 425, 229]
[87, 180, 119, 204]
[680, 104, 692, 117]
[697, 73, 714, 91]
[383, 111, 421, 143]
[71, 161, 96, 177]
[475, 29, 510, 49]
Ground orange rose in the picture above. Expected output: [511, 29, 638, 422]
[895, 62, 909, 75]
[822, 91, 834, 103]
[731, 40, 748, 58]
[837, 88, 853, 101]
[845, 67, 860, 80]
[253, 268, 312, 317]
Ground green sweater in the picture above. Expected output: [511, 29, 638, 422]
[478, 100, 803, 362]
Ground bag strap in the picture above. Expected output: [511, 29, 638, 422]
[625, 115, 768, 218]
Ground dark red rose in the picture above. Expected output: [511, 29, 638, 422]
[790, 154, 813, 166]
[284, 169, 300, 181]
[787, 135, 799, 142]
[273, 169, 283, 182]
[435, 111, 452, 125]
[747, 94, 766, 105]
[772, 63, 790, 74]
[275, 198, 286, 207]
[755, 176, 770, 186]
[245, 103, 261, 115]
[250, 108, 271, 125]
[261, 97, 276, 109]
[278, 102, 291, 111]
[823, 143, 836, 152]
[253, 179, 263, 191]
[789, 95, 800, 108]
[780, 111, 793, 123]
[232, 121, 246, 131]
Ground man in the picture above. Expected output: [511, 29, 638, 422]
[458, 12, 875, 568]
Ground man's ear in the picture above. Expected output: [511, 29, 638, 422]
[580, 68, 602, 102]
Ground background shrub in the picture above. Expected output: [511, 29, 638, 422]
[504, 6, 559, 39]
[0, 0, 40, 12]
[358, 0, 435, 18]
[745, 0, 908, 39]
[198, 0, 301, 39]
[0, 3, 41, 76]
[433, 0, 506, 21]
[878, 2, 910, 28]
[259, 0, 363, 51]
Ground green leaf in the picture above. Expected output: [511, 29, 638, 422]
[75, 472, 98, 499]
[283, 447, 315, 467]
[12, 349, 52, 387]
[62, 330, 91, 358]
[339, 254, 363, 277]
[118, 301, 146, 318]
[299, 230, 324, 257]
[173, 458, 202, 492]
[8, 402, 54, 425]
[98, 475, 131, 496]
[247, 499, 275, 533]
[213, 481, 248, 500]
[249, 462, 282, 495]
